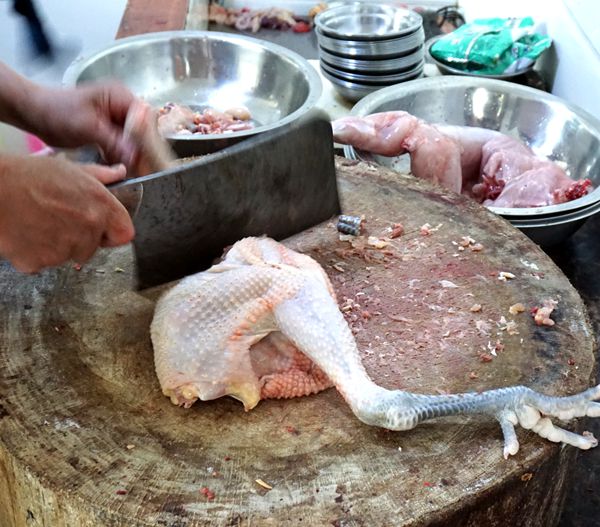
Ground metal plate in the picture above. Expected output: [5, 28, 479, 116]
[319, 44, 424, 73]
[315, 3, 423, 41]
[321, 57, 425, 83]
[316, 26, 425, 59]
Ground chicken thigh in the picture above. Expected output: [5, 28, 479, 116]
[152, 237, 600, 458]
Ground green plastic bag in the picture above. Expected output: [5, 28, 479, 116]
[430, 17, 552, 75]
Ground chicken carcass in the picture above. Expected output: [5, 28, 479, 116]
[332, 111, 591, 208]
[152, 237, 600, 458]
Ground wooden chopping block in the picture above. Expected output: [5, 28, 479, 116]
[0, 157, 595, 526]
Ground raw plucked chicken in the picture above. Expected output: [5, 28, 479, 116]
[332, 111, 591, 208]
[152, 237, 600, 458]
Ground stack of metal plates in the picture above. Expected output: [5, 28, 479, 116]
[315, 3, 425, 102]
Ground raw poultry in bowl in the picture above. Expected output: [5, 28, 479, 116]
[63, 31, 321, 157]
[336, 76, 600, 244]
[333, 110, 592, 208]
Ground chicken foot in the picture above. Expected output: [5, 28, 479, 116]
[345, 384, 600, 459]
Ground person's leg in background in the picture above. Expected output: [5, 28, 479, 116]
[12, 0, 54, 60]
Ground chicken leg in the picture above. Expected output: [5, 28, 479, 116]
[151, 237, 600, 458]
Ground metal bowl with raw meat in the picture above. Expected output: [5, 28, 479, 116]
[63, 31, 322, 157]
[342, 76, 600, 245]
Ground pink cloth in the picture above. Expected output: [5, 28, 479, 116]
[26, 133, 53, 156]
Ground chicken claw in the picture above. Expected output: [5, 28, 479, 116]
[361, 385, 600, 458]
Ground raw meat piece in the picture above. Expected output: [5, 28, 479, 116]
[156, 103, 196, 137]
[123, 100, 175, 176]
[332, 111, 591, 208]
[152, 237, 600, 458]
[208, 4, 308, 33]
[157, 102, 254, 137]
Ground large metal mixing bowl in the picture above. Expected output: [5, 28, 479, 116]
[511, 200, 600, 246]
[345, 76, 600, 219]
[63, 31, 322, 156]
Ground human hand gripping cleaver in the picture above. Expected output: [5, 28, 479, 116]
[109, 108, 341, 289]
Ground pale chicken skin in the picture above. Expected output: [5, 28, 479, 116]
[332, 111, 591, 207]
[152, 237, 600, 458]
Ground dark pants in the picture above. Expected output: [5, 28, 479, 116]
[12, 0, 54, 58]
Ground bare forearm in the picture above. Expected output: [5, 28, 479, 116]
[0, 62, 43, 133]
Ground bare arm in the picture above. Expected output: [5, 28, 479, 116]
[0, 62, 161, 272]
[0, 155, 134, 273]
[0, 61, 136, 163]
[0, 62, 41, 132]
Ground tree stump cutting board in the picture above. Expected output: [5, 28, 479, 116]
[0, 157, 595, 527]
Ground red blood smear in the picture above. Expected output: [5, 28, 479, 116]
[200, 487, 215, 500]
[292, 21, 311, 33]
[565, 179, 591, 201]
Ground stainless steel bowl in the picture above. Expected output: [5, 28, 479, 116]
[510, 200, 600, 246]
[320, 65, 423, 102]
[319, 45, 424, 73]
[426, 36, 535, 80]
[63, 31, 322, 156]
[321, 59, 424, 84]
[344, 76, 600, 243]
[315, 3, 422, 41]
[320, 69, 378, 102]
[316, 27, 425, 59]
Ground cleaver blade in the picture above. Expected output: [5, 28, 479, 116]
[109, 109, 340, 289]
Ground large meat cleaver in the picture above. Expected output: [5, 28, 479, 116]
[109, 109, 340, 289]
